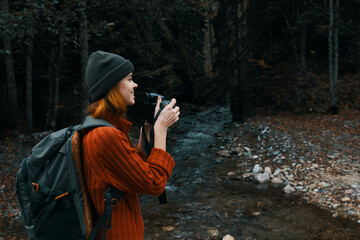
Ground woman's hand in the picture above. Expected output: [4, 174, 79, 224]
[153, 97, 180, 151]
[154, 97, 180, 131]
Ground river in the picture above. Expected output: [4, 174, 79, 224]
[140, 105, 360, 240]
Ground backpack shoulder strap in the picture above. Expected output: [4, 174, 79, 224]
[75, 116, 124, 240]
[78, 116, 114, 131]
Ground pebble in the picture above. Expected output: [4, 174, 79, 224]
[242, 173, 252, 179]
[319, 182, 330, 188]
[287, 174, 294, 181]
[250, 211, 261, 217]
[342, 197, 351, 202]
[217, 150, 231, 157]
[273, 151, 280, 155]
[223, 234, 235, 240]
[271, 177, 283, 185]
[207, 229, 219, 238]
[312, 164, 319, 169]
[161, 226, 176, 232]
[345, 189, 354, 194]
[244, 147, 251, 152]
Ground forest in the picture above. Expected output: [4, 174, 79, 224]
[1, 0, 359, 133]
[1, 1, 360, 239]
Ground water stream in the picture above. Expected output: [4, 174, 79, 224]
[140, 105, 360, 240]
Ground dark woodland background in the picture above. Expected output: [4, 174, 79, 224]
[1, 0, 359, 134]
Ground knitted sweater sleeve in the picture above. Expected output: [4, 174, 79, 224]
[84, 126, 175, 196]
[135, 143, 149, 162]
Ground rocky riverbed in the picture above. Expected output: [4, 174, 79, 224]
[1, 106, 360, 239]
[214, 110, 360, 224]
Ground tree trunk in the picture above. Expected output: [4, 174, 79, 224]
[300, 23, 307, 82]
[328, 0, 338, 114]
[145, 0, 156, 44]
[26, 37, 34, 134]
[79, 4, 89, 116]
[44, 35, 63, 130]
[284, 14, 302, 107]
[203, 3, 214, 79]
[2, 0, 18, 128]
[49, 37, 64, 129]
[230, 0, 254, 122]
[208, 3, 215, 73]
[333, 0, 339, 113]
[234, 1, 241, 88]
[44, 45, 55, 130]
[26, 15, 34, 134]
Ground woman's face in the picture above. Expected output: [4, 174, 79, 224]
[117, 73, 138, 106]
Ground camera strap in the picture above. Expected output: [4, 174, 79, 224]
[141, 104, 166, 155]
[141, 105, 168, 204]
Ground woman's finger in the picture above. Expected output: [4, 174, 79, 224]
[167, 98, 177, 109]
[154, 96, 162, 117]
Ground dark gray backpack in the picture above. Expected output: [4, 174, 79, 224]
[15, 116, 123, 240]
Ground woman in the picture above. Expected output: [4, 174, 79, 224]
[82, 50, 180, 239]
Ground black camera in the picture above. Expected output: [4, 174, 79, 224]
[131, 92, 171, 125]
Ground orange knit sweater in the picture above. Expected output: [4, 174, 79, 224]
[82, 112, 175, 240]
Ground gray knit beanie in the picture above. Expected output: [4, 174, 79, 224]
[85, 50, 134, 102]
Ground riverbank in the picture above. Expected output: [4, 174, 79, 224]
[213, 109, 360, 224]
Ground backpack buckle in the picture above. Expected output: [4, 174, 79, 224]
[104, 198, 118, 207]
[32, 183, 40, 192]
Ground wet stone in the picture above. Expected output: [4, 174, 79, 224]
[264, 167, 272, 175]
[242, 173, 252, 179]
[271, 177, 284, 185]
[284, 185, 296, 193]
[161, 226, 176, 232]
[273, 168, 281, 176]
[217, 150, 231, 157]
[250, 211, 261, 217]
[254, 173, 270, 184]
[252, 164, 261, 173]
[244, 147, 251, 152]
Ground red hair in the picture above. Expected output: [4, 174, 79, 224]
[86, 84, 127, 118]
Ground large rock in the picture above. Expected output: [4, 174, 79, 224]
[254, 173, 270, 184]
[264, 167, 272, 175]
[283, 185, 295, 193]
[273, 168, 281, 176]
[252, 164, 261, 173]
